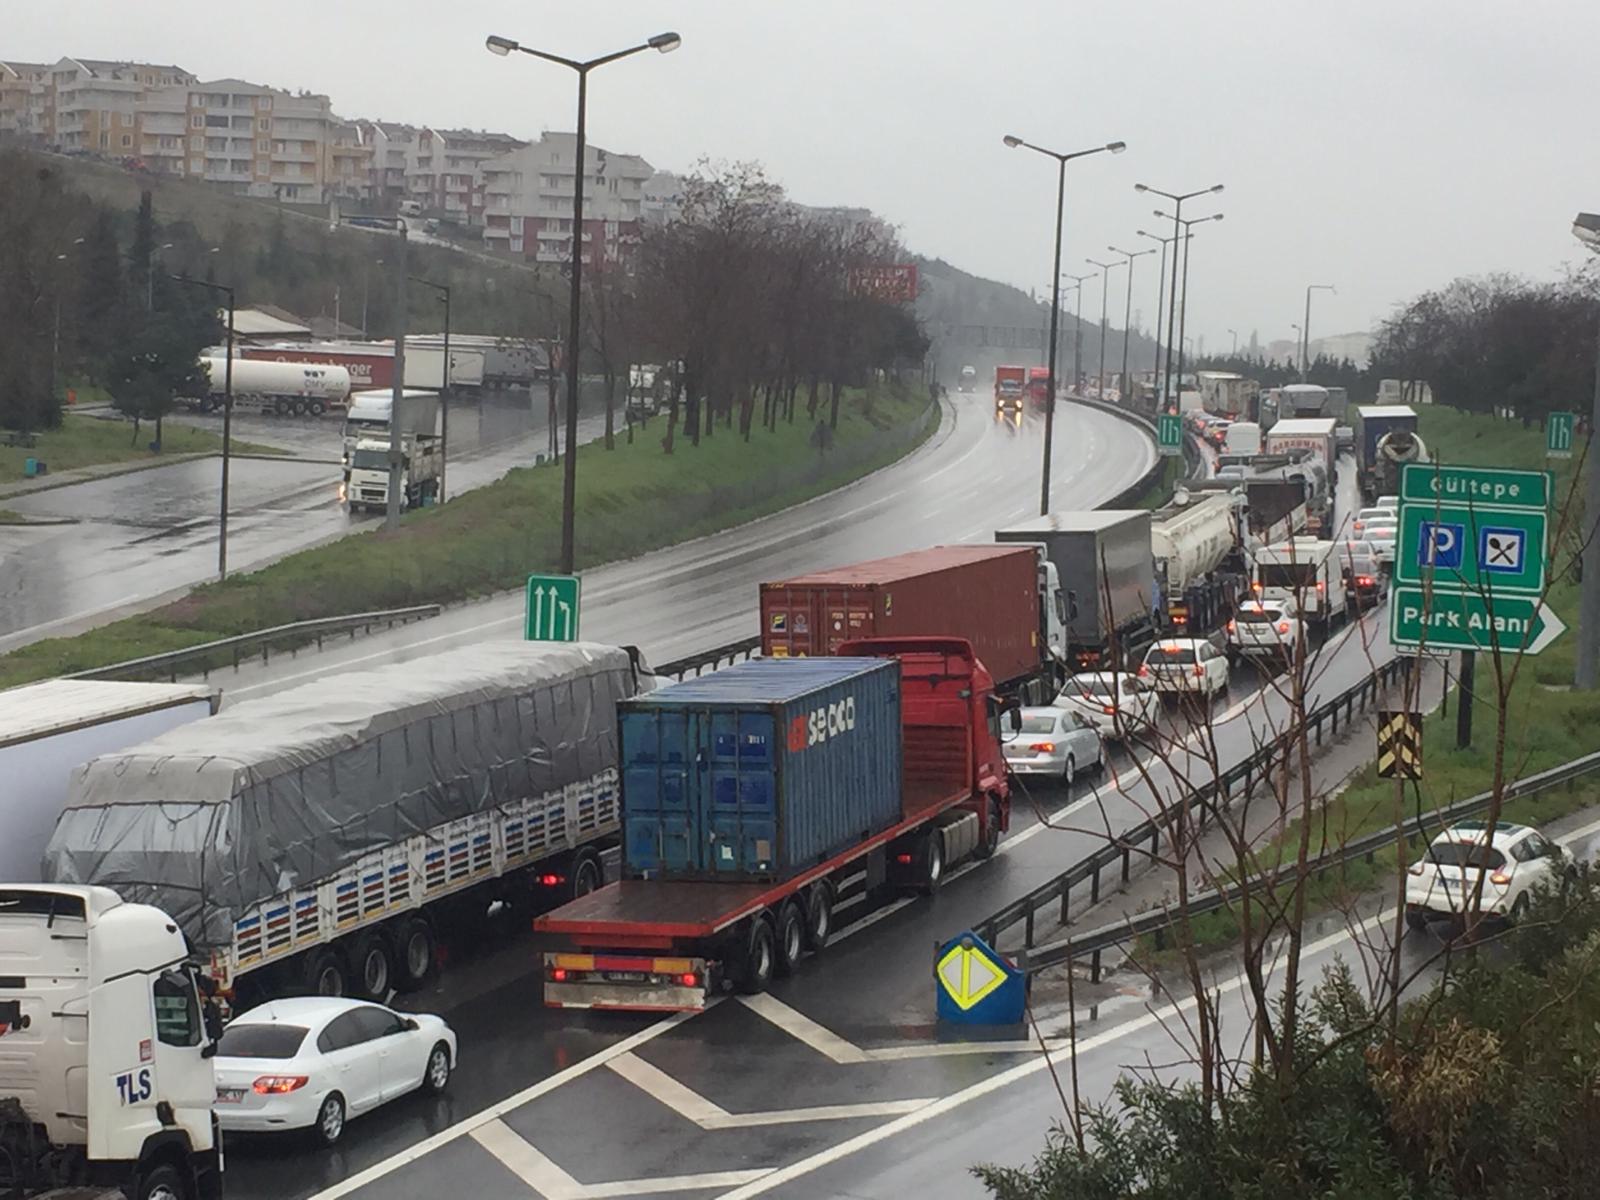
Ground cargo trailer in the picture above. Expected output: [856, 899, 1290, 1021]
[537, 639, 1012, 1010]
[759, 544, 1065, 703]
[43, 641, 652, 1009]
[996, 510, 1156, 669]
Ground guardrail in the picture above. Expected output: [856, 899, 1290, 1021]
[973, 654, 1412, 953]
[67, 605, 443, 682]
[653, 635, 764, 681]
[1021, 746, 1600, 981]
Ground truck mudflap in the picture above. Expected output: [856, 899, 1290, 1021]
[543, 952, 716, 1012]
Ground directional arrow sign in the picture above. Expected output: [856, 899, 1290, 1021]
[524, 573, 581, 642]
[1389, 586, 1566, 656]
[1157, 413, 1183, 457]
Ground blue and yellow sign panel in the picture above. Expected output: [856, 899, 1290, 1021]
[934, 931, 1026, 1024]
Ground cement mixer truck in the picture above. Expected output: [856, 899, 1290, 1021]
[1148, 490, 1246, 636]
[1355, 405, 1427, 503]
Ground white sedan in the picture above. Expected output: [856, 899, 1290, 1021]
[1138, 638, 1230, 699]
[213, 996, 456, 1146]
[1054, 671, 1160, 739]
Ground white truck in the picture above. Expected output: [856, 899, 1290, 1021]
[191, 357, 351, 417]
[1197, 371, 1259, 419]
[1251, 537, 1347, 631]
[340, 388, 441, 505]
[0, 884, 224, 1200]
[0, 681, 220, 884]
[43, 642, 654, 1011]
[345, 434, 440, 513]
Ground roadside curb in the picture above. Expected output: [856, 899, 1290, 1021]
[0, 452, 213, 500]
[0, 516, 81, 528]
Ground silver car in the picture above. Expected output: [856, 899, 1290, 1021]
[1002, 706, 1104, 786]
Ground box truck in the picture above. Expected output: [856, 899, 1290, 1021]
[537, 642, 1012, 1010]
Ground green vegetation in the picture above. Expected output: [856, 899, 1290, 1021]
[0, 509, 24, 524]
[0, 412, 281, 488]
[1133, 455, 1185, 510]
[0, 386, 935, 688]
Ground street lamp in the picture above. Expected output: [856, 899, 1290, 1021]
[1570, 211, 1600, 690]
[1301, 283, 1336, 381]
[1109, 245, 1157, 405]
[1085, 257, 1126, 402]
[1150, 208, 1223, 412]
[1228, 328, 1238, 355]
[488, 29, 682, 574]
[410, 276, 451, 502]
[1134, 182, 1223, 407]
[1137, 229, 1180, 408]
[1059, 272, 1092, 396]
[146, 242, 174, 310]
[169, 273, 235, 580]
[1003, 134, 1126, 514]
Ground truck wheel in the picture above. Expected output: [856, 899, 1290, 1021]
[918, 830, 945, 896]
[803, 883, 834, 950]
[309, 398, 326, 417]
[733, 916, 776, 994]
[135, 1163, 186, 1200]
[972, 797, 1002, 861]
[274, 397, 289, 416]
[773, 901, 806, 978]
[349, 933, 392, 1000]
[301, 948, 347, 997]
[291, 398, 308, 417]
[391, 916, 436, 992]
[569, 851, 603, 899]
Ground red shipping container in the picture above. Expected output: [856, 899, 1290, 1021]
[760, 545, 1043, 690]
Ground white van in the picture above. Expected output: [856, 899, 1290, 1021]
[1251, 538, 1346, 630]
[1225, 421, 1261, 457]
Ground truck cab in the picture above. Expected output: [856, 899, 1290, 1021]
[0, 885, 223, 1200]
[345, 435, 440, 513]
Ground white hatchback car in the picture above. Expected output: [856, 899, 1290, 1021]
[1405, 820, 1570, 929]
[1054, 671, 1161, 740]
[1002, 706, 1104, 786]
[214, 997, 456, 1146]
[1139, 639, 1230, 699]
[1226, 599, 1306, 668]
[1350, 506, 1396, 538]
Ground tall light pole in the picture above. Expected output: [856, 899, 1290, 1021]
[1228, 328, 1238, 355]
[170, 274, 235, 579]
[1002, 134, 1126, 513]
[1084, 257, 1125, 401]
[411, 276, 451, 502]
[1137, 229, 1179, 409]
[1151, 209, 1223, 412]
[1059, 272, 1092, 396]
[1569, 212, 1600, 689]
[1134, 182, 1223, 409]
[488, 29, 682, 574]
[1109, 245, 1156, 404]
[1302, 283, 1335, 381]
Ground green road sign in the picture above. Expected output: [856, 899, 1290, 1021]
[1547, 412, 1575, 460]
[525, 573, 581, 641]
[1390, 586, 1566, 655]
[1157, 413, 1183, 457]
[1394, 502, 1547, 595]
[1399, 463, 1550, 509]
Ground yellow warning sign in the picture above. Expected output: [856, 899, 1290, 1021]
[935, 938, 1007, 1011]
[1377, 709, 1423, 780]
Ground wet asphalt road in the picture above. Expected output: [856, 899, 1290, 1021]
[0, 391, 604, 650]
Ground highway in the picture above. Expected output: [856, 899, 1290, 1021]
[205, 402, 1414, 1200]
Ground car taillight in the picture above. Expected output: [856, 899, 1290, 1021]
[1137, 664, 1150, 677]
[551, 967, 568, 982]
[1490, 870, 1512, 886]
[679, 972, 699, 987]
[1192, 665, 1204, 678]
[1357, 575, 1374, 587]
[252, 1076, 309, 1095]
[1173, 613, 1187, 624]
[1252, 582, 1262, 592]
[1316, 581, 1326, 593]
[1029, 741, 1056, 753]
[1226, 620, 1236, 634]
[1277, 621, 1290, 634]
[1353, 521, 1363, 533]
[1102, 705, 1117, 715]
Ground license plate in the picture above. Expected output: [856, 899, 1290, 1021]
[216, 1087, 246, 1104]
[603, 971, 648, 983]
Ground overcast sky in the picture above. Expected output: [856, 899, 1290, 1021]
[11, 0, 1599, 349]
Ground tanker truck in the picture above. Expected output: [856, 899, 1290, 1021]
[187, 355, 351, 417]
[1149, 490, 1246, 636]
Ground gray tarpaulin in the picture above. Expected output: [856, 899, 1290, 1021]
[43, 641, 645, 951]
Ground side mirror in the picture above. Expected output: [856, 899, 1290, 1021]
[1006, 709, 1022, 733]
[403, 1017, 420, 1032]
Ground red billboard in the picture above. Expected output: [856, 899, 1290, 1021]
[848, 264, 919, 304]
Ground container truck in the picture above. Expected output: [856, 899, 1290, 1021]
[42, 642, 653, 1010]
[0, 680, 219, 884]
[1279, 383, 1332, 418]
[536, 641, 1012, 1010]
[345, 433, 440, 512]
[1148, 491, 1244, 636]
[242, 340, 481, 392]
[187, 356, 351, 417]
[994, 365, 1026, 411]
[996, 510, 1155, 670]
[1355, 405, 1425, 503]
[0, 884, 224, 1200]
[759, 544, 1066, 704]
[1027, 367, 1052, 407]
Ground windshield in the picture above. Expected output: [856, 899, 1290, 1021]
[218, 1023, 309, 1059]
[1017, 715, 1058, 735]
[351, 449, 390, 470]
[1064, 674, 1117, 696]
[1427, 842, 1507, 870]
[1258, 563, 1317, 589]
[1235, 609, 1282, 624]
[1146, 645, 1196, 665]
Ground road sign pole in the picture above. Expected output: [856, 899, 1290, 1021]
[1456, 650, 1475, 749]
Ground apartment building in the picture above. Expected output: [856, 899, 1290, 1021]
[17, 56, 194, 152]
[406, 126, 526, 224]
[358, 120, 415, 208]
[480, 132, 652, 265]
[324, 117, 372, 202]
[0, 61, 52, 139]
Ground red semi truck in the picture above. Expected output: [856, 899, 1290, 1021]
[535, 638, 1013, 1011]
[760, 544, 1066, 704]
[994, 365, 1027, 412]
[1027, 367, 1052, 407]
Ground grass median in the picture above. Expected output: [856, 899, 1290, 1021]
[0, 384, 938, 688]
[1134, 403, 1597, 963]
[0, 409, 282, 489]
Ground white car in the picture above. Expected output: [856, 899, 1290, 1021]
[1138, 638, 1230, 699]
[1054, 671, 1160, 740]
[1350, 506, 1396, 538]
[1375, 494, 1399, 509]
[1360, 521, 1398, 566]
[1002, 706, 1105, 786]
[1406, 820, 1571, 929]
[1227, 599, 1306, 667]
[214, 997, 456, 1146]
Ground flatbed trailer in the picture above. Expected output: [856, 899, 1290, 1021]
[537, 638, 1012, 1011]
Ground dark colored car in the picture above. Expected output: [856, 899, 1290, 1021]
[1339, 542, 1388, 612]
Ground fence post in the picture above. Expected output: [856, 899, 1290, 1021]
[1090, 947, 1102, 983]
[1024, 906, 1035, 948]
[1121, 844, 1132, 883]
[1059, 881, 1071, 924]
[1090, 865, 1100, 905]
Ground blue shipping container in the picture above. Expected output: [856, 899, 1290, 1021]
[621, 657, 903, 881]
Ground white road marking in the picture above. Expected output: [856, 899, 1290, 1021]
[735, 994, 875, 1064]
[302, 1012, 697, 1200]
[473, 1117, 769, 1199]
[608, 1051, 931, 1128]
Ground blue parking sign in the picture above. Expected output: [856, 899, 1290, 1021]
[1419, 521, 1465, 569]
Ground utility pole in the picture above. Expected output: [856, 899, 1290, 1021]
[1571, 213, 1600, 689]
[1302, 283, 1335, 381]
[387, 223, 408, 531]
